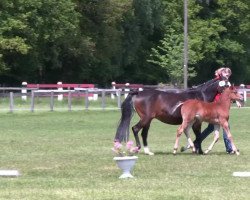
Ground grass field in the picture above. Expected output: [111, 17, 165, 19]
[0, 109, 250, 200]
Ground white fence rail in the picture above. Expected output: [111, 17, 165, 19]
[2, 88, 125, 112]
[0, 87, 249, 112]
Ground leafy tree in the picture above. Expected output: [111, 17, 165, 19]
[149, 0, 250, 86]
[0, 0, 249, 86]
[0, 0, 82, 83]
[148, 29, 196, 86]
[75, 0, 133, 86]
[192, 0, 250, 83]
[118, 0, 167, 84]
[0, 0, 30, 74]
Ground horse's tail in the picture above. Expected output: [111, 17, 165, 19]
[114, 91, 138, 142]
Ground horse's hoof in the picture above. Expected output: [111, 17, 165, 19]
[145, 152, 154, 156]
[198, 150, 204, 155]
[173, 150, 177, 155]
[144, 147, 154, 155]
[204, 150, 209, 154]
[196, 149, 204, 154]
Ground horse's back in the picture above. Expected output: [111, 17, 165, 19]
[133, 89, 183, 124]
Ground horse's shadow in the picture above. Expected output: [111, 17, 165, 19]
[148, 151, 198, 156]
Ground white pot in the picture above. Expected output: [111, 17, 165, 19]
[113, 156, 138, 179]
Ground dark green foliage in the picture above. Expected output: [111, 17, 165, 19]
[0, 0, 249, 86]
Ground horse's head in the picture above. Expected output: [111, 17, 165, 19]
[217, 80, 231, 93]
[223, 86, 244, 102]
[199, 76, 234, 102]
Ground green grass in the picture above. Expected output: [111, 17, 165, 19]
[0, 109, 250, 200]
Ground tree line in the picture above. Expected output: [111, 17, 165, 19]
[0, 0, 249, 87]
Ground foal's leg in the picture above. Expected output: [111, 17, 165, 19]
[181, 121, 202, 154]
[173, 125, 183, 154]
[184, 124, 196, 153]
[204, 125, 220, 154]
[173, 121, 188, 154]
[222, 122, 240, 155]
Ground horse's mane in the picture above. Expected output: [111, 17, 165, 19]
[191, 79, 216, 89]
[148, 78, 217, 94]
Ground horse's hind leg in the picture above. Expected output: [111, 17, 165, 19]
[133, 117, 154, 155]
[132, 122, 143, 149]
[132, 118, 154, 155]
[141, 123, 154, 155]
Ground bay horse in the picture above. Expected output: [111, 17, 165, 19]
[173, 86, 243, 155]
[114, 78, 226, 155]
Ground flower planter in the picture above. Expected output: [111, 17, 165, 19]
[113, 156, 138, 179]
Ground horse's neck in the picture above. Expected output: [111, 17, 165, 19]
[202, 80, 219, 101]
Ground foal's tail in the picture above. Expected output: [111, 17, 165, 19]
[114, 91, 138, 142]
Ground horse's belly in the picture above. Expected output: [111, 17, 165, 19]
[156, 115, 182, 125]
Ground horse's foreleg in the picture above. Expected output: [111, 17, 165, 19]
[192, 121, 203, 154]
[223, 124, 240, 155]
[204, 125, 220, 154]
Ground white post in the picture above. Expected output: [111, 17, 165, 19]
[57, 81, 63, 101]
[240, 84, 247, 102]
[93, 91, 98, 101]
[124, 83, 130, 98]
[21, 82, 27, 101]
[88, 92, 93, 101]
[111, 81, 116, 99]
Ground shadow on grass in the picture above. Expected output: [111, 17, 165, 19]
[144, 151, 201, 156]
[151, 151, 239, 156]
[139, 150, 237, 156]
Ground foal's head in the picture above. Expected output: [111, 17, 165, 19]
[222, 86, 243, 102]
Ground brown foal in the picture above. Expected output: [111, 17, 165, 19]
[173, 86, 243, 155]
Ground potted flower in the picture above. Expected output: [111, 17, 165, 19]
[112, 140, 139, 179]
